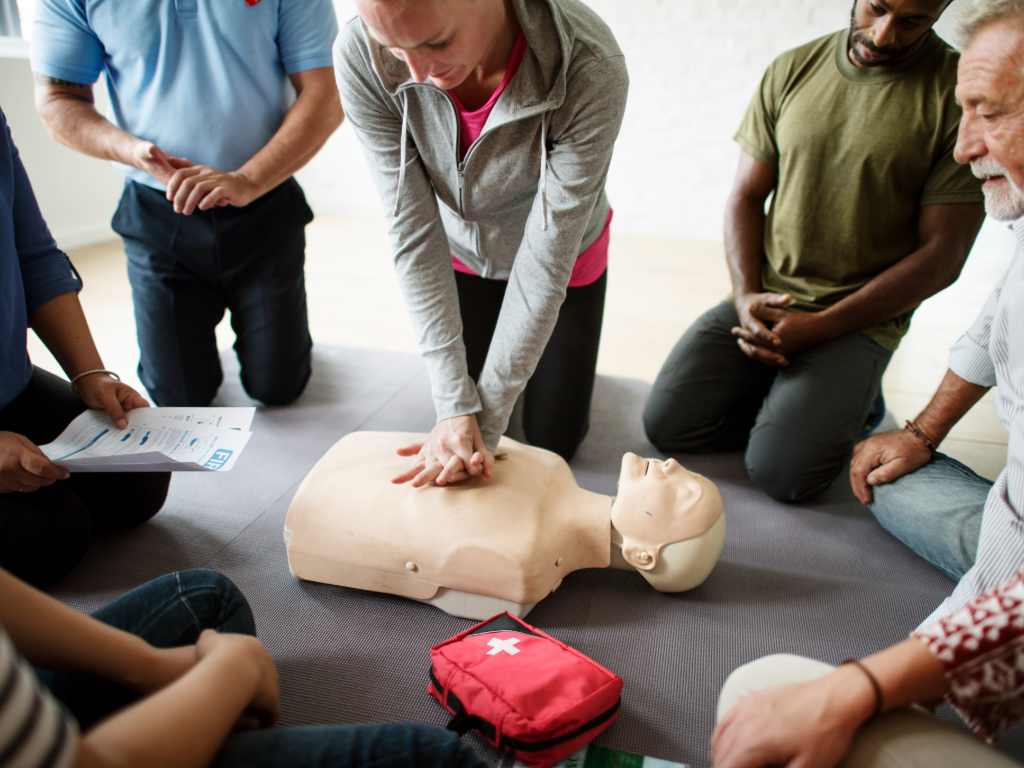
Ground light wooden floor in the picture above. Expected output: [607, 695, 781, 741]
[28, 214, 1012, 481]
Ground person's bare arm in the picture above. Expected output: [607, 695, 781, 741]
[74, 631, 279, 768]
[0, 567, 193, 691]
[163, 67, 344, 214]
[710, 638, 948, 768]
[850, 368, 990, 503]
[736, 203, 986, 366]
[811, 202, 985, 343]
[0, 568, 280, 768]
[33, 76, 189, 185]
[724, 152, 791, 365]
[1, 292, 151, 493]
[30, 291, 149, 428]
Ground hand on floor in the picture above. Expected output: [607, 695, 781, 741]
[0, 432, 69, 493]
[391, 414, 494, 487]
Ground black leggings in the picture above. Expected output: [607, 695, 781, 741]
[455, 269, 606, 461]
[0, 368, 170, 587]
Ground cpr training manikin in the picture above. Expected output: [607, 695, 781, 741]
[284, 432, 726, 620]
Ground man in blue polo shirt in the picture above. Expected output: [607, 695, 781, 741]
[31, 0, 342, 407]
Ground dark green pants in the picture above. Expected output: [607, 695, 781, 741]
[643, 303, 892, 502]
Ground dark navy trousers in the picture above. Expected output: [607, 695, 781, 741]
[112, 178, 314, 407]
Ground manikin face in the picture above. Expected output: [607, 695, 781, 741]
[847, 0, 947, 68]
[955, 21, 1024, 222]
[355, 0, 504, 89]
[611, 453, 724, 576]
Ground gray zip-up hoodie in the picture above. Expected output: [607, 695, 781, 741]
[334, 0, 628, 449]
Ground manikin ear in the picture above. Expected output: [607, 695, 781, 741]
[634, 514, 726, 593]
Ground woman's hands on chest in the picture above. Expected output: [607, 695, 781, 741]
[391, 414, 495, 486]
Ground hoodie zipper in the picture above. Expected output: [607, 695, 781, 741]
[396, 83, 549, 225]
[457, 161, 466, 216]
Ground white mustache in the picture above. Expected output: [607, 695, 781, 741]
[971, 156, 1011, 180]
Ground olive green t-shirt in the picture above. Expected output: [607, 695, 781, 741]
[734, 29, 984, 351]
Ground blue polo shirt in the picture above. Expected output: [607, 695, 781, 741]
[0, 108, 83, 410]
[30, 0, 338, 190]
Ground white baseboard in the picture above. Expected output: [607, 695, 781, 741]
[52, 223, 118, 251]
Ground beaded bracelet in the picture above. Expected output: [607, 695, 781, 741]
[904, 420, 937, 454]
[841, 659, 885, 719]
[70, 369, 120, 396]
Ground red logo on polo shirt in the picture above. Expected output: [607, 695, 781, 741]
[244, 0, 261, 5]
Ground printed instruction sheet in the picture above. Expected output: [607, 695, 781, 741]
[40, 407, 255, 473]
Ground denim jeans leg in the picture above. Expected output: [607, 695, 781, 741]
[211, 723, 487, 768]
[869, 453, 992, 581]
[37, 569, 255, 729]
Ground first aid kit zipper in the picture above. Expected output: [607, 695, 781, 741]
[429, 664, 621, 753]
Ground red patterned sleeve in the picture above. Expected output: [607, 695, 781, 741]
[912, 565, 1024, 743]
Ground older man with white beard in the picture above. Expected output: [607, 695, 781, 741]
[708, 4, 1024, 767]
[849, 0, 1024, 603]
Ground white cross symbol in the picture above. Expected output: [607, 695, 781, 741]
[486, 637, 521, 656]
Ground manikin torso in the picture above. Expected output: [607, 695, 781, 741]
[285, 432, 725, 620]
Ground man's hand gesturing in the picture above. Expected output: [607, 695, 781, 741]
[732, 292, 836, 367]
[850, 429, 932, 504]
[164, 166, 261, 215]
[130, 140, 193, 186]
[732, 292, 790, 366]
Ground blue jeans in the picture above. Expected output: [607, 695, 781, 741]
[869, 453, 991, 580]
[38, 570, 484, 768]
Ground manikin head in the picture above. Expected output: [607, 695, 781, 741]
[847, 0, 952, 68]
[954, 1, 1024, 221]
[354, 0, 516, 88]
[610, 454, 725, 593]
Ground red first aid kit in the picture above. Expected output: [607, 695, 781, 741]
[428, 612, 623, 768]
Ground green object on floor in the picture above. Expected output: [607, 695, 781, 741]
[521, 745, 686, 768]
[583, 745, 645, 767]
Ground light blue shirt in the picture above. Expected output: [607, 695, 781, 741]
[921, 217, 1024, 628]
[31, 0, 338, 189]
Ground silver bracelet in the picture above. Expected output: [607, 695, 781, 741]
[70, 369, 120, 395]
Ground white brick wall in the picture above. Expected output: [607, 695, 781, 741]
[299, 0, 967, 240]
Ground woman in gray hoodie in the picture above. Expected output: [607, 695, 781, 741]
[335, 0, 628, 485]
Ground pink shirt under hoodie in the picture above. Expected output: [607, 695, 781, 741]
[449, 30, 611, 288]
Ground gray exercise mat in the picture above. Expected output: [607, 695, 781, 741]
[47, 346, 1024, 767]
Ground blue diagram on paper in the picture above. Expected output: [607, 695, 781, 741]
[203, 449, 233, 470]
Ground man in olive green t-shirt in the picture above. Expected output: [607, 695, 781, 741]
[643, 0, 985, 503]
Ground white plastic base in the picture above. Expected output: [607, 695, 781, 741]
[415, 587, 538, 621]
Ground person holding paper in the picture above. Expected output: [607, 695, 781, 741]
[0, 105, 169, 588]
